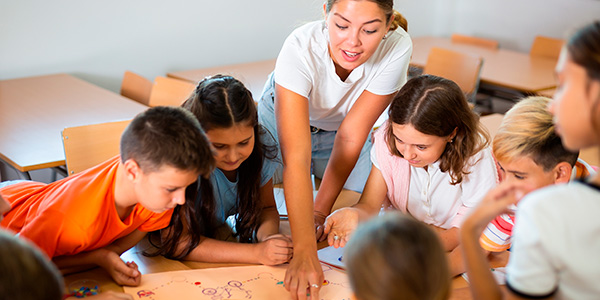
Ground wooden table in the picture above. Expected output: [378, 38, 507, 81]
[411, 36, 557, 94]
[0, 74, 148, 178]
[63, 185, 504, 300]
[167, 59, 276, 102]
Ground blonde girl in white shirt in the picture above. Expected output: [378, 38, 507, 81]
[325, 75, 497, 276]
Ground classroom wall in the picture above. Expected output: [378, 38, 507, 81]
[450, 0, 600, 52]
[0, 0, 323, 92]
[3, 0, 599, 93]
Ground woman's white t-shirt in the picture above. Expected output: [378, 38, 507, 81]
[274, 21, 412, 131]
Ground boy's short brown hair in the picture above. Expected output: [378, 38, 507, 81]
[493, 96, 578, 171]
[120, 106, 215, 175]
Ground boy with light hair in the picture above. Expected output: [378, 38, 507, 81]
[480, 96, 594, 252]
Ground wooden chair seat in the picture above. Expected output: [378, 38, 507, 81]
[120, 71, 152, 106]
[451, 33, 499, 49]
[148, 76, 196, 107]
[423, 47, 484, 103]
[530, 35, 564, 60]
[62, 120, 131, 175]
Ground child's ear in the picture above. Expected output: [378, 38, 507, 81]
[553, 161, 573, 184]
[448, 127, 458, 143]
[123, 159, 142, 181]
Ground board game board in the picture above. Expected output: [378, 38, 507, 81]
[123, 263, 351, 300]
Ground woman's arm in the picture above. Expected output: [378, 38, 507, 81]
[313, 91, 395, 229]
[275, 84, 323, 300]
[255, 179, 282, 242]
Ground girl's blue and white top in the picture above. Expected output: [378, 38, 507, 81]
[274, 20, 412, 131]
[197, 132, 279, 225]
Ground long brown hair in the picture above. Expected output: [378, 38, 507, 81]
[385, 75, 489, 184]
[147, 75, 278, 259]
[325, 0, 408, 32]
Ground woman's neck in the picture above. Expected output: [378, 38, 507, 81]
[328, 45, 352, 81]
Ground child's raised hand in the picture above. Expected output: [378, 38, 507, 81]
[100, 251, 141, 287]
[255, 234, 293, 265]
[464, 181, 527, 234]
[323, 207, 359, 248]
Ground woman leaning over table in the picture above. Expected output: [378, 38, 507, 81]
[257, 0, 412, 299]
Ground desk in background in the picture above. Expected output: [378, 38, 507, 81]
[0, 74, 148, 179]
[411, 36, 557, 94]
[167, 59, 276, 102]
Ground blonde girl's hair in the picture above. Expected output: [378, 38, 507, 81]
[493, 96, 578, 171]
[344, 212, 450, 300]
[325, 0, 408, 32]
[385, 75, 490, 185]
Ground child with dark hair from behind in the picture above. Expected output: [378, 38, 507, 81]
[344, 212, 450, 300]
[147, 75, 292, 265]
[0, 106, 214, 287]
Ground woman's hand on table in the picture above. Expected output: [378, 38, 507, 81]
[323, 207, 359, 248]
[284, 248, 324, 300]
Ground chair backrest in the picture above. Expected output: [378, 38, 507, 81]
[451, 33, 499, 49]
[120, 71, 153, 106]
[62, 119, 131, 175]
[530, 35, 564, 60]
[423, 47, 484, 100]
[148, 76, 196, 107]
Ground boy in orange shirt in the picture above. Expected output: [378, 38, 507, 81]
[0, 106, 215, 287]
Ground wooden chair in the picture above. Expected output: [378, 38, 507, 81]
[451, 33, 499, 49]
[530, 35, 564, 60]
[120, 71, 153, 106]
[62, 120, 131, 175]
[148, 76, 196, 107]
[423, 47, 484, 104]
